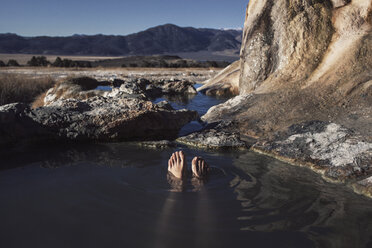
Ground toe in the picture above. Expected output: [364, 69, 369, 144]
[179, 150, 184, 161]
[172, 154, 176, 165]
[192, 157, 197, 166]
[191, 157, 197, 174]
[176, 152, 180, 163]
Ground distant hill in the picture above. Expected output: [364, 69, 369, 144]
[0, 24, 242, 56]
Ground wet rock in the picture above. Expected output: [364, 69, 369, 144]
[253, 121, 372, 182]
[145, 84, 163, 96]
[159, 80, 197, 95]
[201, 94, 253, 122]
[156, 101, 173, 110]
[137, 140, 177, 149]
[352, 176, 372, 198]
[0, 103, 53, 146]
[119, 80, 145, 95]
[103, 87, 147, 100]
[144, 79, 197, 97]
[0, 97, 198, 145]
[177, 121, 246, 149]
[112, 79, 124, 87]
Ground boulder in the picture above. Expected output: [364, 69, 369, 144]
[198, 60, 240, 97]
[198, 0, 372, 197]
[0, 103, 53, 146]
[159, 80, 197, 95]
[0, 97, 198, 145]
[352, 176, 372, 198]
[42, 77, 198, 107]
[137, 140, 177, 149]
[112, 79, 124, 87]
[177, 121, 247, 149]
[44, 77, 106, 105]
[252, 121, 372, 182]
[204, 0, 372, 139]
[145, 79, 197, 97]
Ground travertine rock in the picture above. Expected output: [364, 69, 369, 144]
[199, 0, 372, 196]
[177, 121, 246, 149]
[239, 0, 372, 94]
[204, 0, 372, 139]
[253, 121, 372, 181]
[44, 77, 107, 105]
[198, 60, 240, 96]
[43, 77, 197, 107]
[0, 97, 198, 146]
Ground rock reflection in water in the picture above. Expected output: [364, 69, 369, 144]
[231, 152, 372, 247]
[153, 89, 229, 116]
[1, 144, 372, 248]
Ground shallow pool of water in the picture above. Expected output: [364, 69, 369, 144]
[1, 143, 372, 248]
[153, 84, 228, 116]
[1, 87, 372, 248]
[154, 84, 229, 136]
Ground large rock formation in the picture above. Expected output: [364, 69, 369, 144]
[0, 97, 198, 146]
[192, 0, 372, 195]
[42, 77, 197, 106]
[204, 0, 372, 138]
[0, 77, 199, 146]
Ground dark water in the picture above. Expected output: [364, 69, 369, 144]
[1, 143, 372, 248]
[154, 84, 229, 136]
[1, 88, 372, 248]
[153, 84, 229, 116]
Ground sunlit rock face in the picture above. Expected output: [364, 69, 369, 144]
[239, 0, 372, 95]
[197, 60, 240, 97]
[204, 0, 372, 138]
[197, 0, 372, 192]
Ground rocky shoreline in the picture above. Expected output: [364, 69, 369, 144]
[174, 0, 372, 199]
[177, 118, 372, 198]
[0, 76, 199, 146]
[1, 0, 372, 200]
[1, 70, 372, 198]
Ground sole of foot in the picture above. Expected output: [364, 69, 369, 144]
[168, 151, 186, 179]
[191, 156, 210, 179]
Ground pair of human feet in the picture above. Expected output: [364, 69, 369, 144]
[168, 151, 210, 180]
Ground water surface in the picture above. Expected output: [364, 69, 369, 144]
[153, 84, 229, 136]
[0, 143, 372, 248]
[1, 87, 372, 248]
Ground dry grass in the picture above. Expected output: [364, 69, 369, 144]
[0, 74, 55, 106]
[31, 91, 48, 109]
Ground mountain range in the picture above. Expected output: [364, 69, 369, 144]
[0, 24, 242, 56]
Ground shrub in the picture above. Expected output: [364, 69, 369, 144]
[27, 56, 50, 66]
[52, 57, 92, 68]
[52, 57, 63, 67]
[7, 59, 20, 67]
[0, 60, 6, 67]
[0, 74, 55, 105]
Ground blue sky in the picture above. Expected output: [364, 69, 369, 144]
[0, 0, 249, 36]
